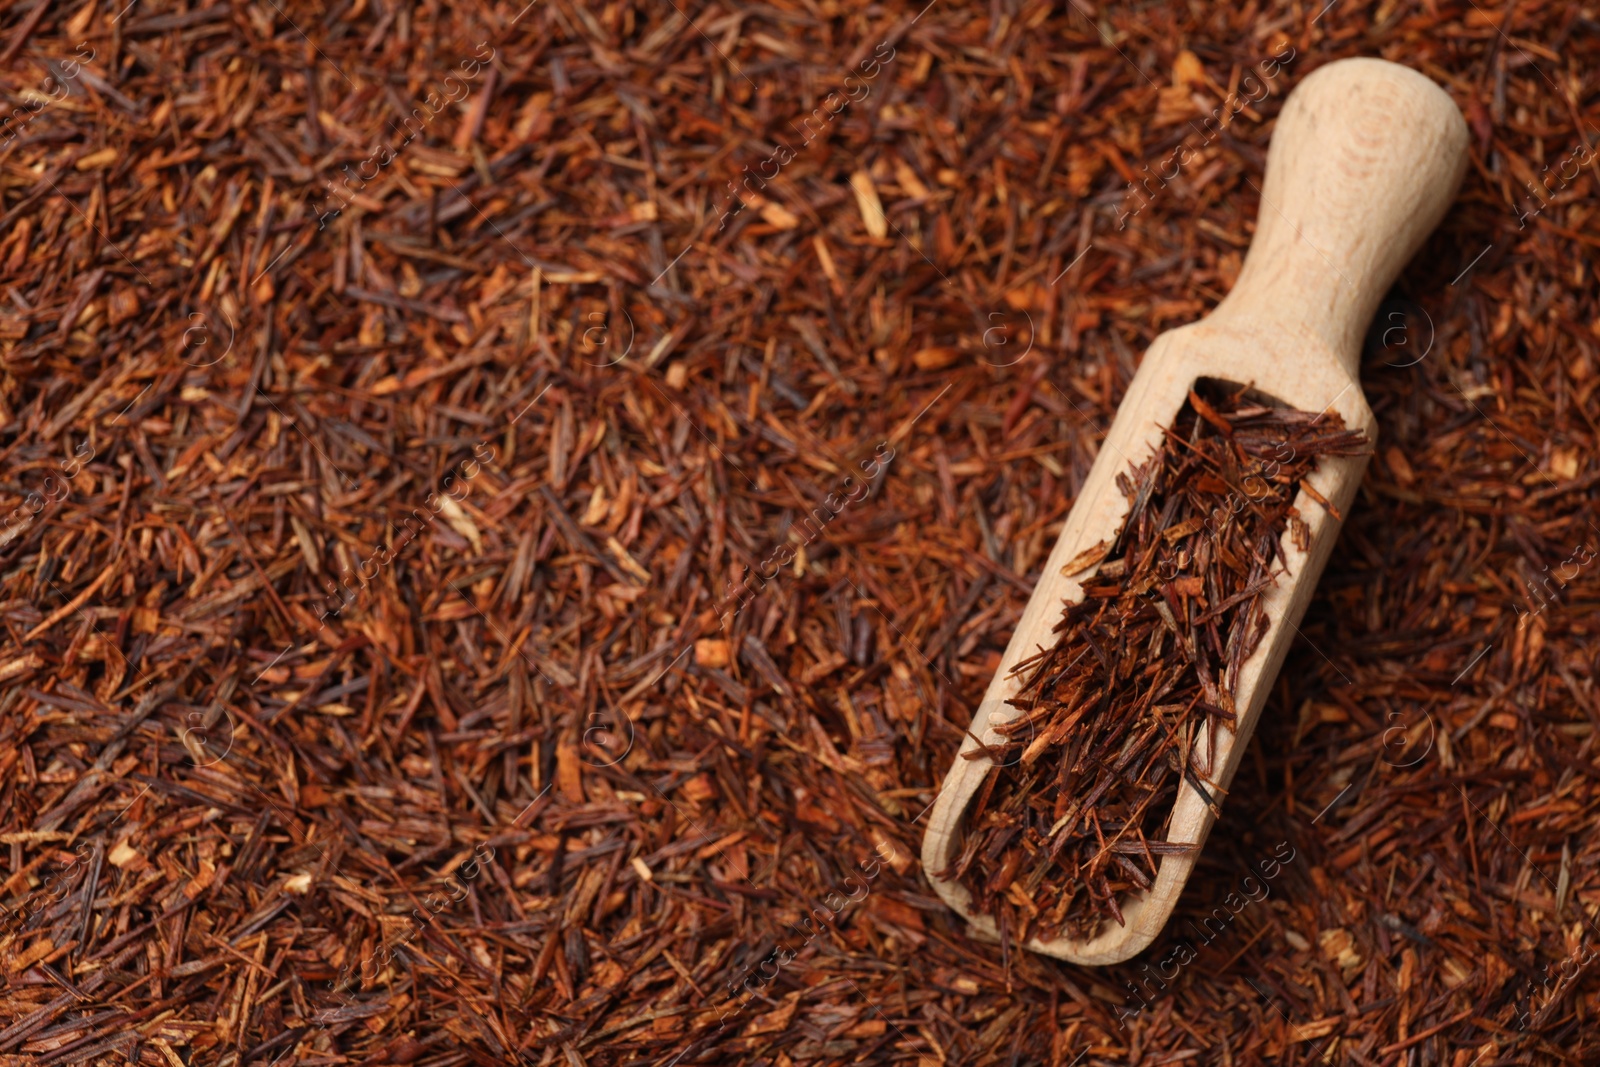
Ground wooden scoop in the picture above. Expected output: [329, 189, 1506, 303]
[921, 57, 1468, 965]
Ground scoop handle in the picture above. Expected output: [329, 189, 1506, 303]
[1212, 58, 1468, 377]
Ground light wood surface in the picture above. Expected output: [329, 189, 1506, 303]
[920, 57, 1469, 965]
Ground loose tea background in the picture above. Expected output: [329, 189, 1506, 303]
[0, 1, 1595, 1066]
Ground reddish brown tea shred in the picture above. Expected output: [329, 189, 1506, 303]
[946, 383, 1369, 944]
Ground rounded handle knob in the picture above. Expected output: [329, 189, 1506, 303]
[1214, 57, 1469, 377]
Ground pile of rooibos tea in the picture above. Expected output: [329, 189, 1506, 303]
[944, 383, 1368, 945]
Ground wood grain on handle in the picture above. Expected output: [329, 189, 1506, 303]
[1214, 58, 1469, 375]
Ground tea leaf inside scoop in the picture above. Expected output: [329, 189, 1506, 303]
[946, 382, 1369, 945]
